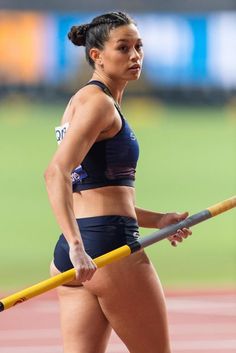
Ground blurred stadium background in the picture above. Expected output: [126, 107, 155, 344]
[0, 0, 235, 291]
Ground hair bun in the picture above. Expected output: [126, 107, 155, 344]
[68, 24, 89, 46]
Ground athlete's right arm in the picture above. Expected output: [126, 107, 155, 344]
[44, 92, 115, 281]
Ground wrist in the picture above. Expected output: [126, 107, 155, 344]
[156, 213, 167, 229]
[68, 237, 83, 248]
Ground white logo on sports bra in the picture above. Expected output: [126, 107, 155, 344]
[55, 122, 69, 145]
[133, 231, 139, 239]
[130, 132, 136, 141]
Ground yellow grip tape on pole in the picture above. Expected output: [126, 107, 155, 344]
[0, 245, 131, 311]
[1, 268, 76, 310]
[207, 196, 236, 217]
[94, 245, 131, 267]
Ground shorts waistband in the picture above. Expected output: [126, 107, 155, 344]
[76, 215, 138, 227]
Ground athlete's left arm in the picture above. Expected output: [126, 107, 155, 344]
[135, 206, 192, 246]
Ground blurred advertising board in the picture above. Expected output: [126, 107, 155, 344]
[0, 11, 236, 89]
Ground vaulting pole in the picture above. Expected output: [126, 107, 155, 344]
[1, 196, 235, 312]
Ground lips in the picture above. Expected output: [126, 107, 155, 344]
[129, 64, 141, 70]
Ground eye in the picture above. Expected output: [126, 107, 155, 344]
[118, 45, 129, 53]
[136, 43, 143, 51]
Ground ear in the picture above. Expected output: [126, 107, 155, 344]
[89, 48, 103, 66]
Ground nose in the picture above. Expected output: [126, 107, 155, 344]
[130, 47, 141, 61]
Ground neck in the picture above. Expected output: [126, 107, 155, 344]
[91, 71, 127, 106]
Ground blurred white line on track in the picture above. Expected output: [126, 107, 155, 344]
[167, 297, 236, 316]
[0, 343, 129, 353]
[173, 339, 236, 351]
[0, 328, 60, 340]
[0, 347, 62, 353]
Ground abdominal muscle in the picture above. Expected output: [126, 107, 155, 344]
[72, 185, 137, 220]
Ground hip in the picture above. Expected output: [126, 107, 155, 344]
[53, 214, 140, 273]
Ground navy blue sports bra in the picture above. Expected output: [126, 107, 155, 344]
[55, 80, 139, 192]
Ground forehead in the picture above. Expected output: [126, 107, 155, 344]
[108, 24, 141, 43]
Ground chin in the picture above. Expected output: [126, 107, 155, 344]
[114, 71, 141, 82]
[128, 73, 141, 81]
[125, 71, 142, 81]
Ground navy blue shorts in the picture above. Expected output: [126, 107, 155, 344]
[53, 215, 140, 272]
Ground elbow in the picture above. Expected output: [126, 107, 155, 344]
[44, 164, 54, 185]
[44, 163, 60, 186]
[44, 163, 71, 189]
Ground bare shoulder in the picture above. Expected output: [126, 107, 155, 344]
[52, 85, 117, 170]
[61, 84, 115, 129]
[71, 84, 116, 127]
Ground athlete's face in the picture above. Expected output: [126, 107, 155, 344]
[93, 24, 144, 81]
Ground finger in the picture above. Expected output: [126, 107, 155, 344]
[177, 229, 185, 237]
[91, 260, 98, 270]
[180, 229, 188, 239]
[177, 211, 189, 222]
[173, 230, 183, 241]
[168, 236, 175, 243]
[181, 228, 192, 238]
[78, 266, 91, 283]
[171, 240, 177, 247]
[174, 234, 183, 242]
[168, 234, 182, 242]
[76, 267, 86, 282]
[185, 228, 192, 235]
[177, 228, 192, 238]
[168, 234, 183, 244]
[80, 265, 97, 282]
[84, 266, 97, 281]
[75, 268, 82, 281]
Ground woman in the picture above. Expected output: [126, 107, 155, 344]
[45, 11, 191, 353]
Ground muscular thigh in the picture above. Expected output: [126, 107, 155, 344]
[50, 262, 111, 353]
[84, 251, 171, 353]
[56, 285, 111, 353]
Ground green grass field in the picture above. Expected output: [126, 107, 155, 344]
[0, 97, 235, 291]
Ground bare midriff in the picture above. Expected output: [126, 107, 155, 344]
[73, 186, 137, 220]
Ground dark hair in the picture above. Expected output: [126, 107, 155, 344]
[68, 12, 136, 68]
